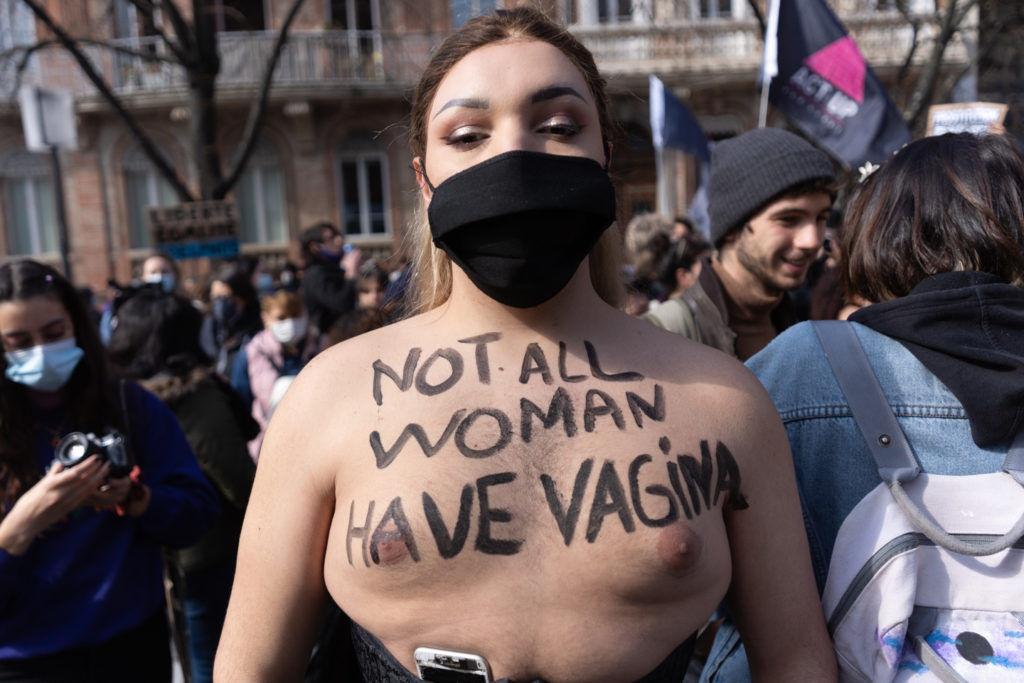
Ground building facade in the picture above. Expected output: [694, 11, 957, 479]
[0, 0, 971, 292]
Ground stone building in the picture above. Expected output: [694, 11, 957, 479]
[0, 0, 971, 292]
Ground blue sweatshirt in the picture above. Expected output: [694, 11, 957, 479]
[0, 382, 220, 659]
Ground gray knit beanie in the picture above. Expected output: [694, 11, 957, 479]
[708, 128, 836, 246]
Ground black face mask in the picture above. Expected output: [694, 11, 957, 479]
[426, 150, 617, 309]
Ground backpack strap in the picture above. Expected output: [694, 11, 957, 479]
[812, 321, 1024, 557]
[812, 321, 919, 484]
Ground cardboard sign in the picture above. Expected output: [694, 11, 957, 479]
[148, 200, 240, 261]
[926, 102, 1008, 136]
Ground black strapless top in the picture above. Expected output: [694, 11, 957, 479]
[349, 620, 694, 683]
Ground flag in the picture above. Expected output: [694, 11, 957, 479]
[649, 75, 709, 161]
[762, 0, 910, 168]
[688, 158, 711, 238]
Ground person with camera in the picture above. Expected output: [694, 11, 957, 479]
[0, 260, 219, 682]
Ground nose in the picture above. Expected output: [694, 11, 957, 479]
[491, 123, 540, 156]
[793, 220, 825, 253]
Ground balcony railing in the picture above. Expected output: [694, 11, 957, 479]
[12, 14, 968, 99]
[24, 30, 437, 98]
[574, 14, 970, 77]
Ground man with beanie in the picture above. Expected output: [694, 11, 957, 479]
[680, 127, 836, 360]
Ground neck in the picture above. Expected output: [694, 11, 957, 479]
[435, 259, 615, 336]
[714, 250, 783, 313]
[28, 386, 67, 411]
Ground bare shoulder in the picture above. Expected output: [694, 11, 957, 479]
[257, 315, 430, 483]
[619, 314, 785, 460]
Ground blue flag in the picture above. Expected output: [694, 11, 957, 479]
[763, 0, 910, 168]
[649, 75, 710, 161]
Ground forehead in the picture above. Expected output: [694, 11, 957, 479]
[429, 39, 594, 117]
[761, 191, 833, 216]
[143, 256, 173, 273]
[0, 295, 70, 330]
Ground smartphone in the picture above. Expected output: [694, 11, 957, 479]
[414, 646, 492, 683]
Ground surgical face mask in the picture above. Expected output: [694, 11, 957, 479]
[256, 272, 275, 293]
[211, 297, 238, 327]
[270, 316, 307, 346]
[426, 150, 616, 308]
[5, 337, 84, 392]
[144, 273, 176, 293]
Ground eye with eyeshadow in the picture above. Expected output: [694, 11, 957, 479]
[441, 126, 488, 148]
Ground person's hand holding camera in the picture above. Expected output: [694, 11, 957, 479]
[0, 455, 110, 556]
[84, 467, 150, 518]
[84, 475, 130, 509]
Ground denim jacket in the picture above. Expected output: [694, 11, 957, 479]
[700, 321, 1011, 682]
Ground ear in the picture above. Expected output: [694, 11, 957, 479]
[413, 157, 433, 204]
[603, 140, 614, 169]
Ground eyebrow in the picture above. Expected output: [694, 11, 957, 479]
[432, 97, 488, 119]
[431, 85, 589, 120]
[531, 85, 587, 104]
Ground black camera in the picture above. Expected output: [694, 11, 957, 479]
[55, 430, 131, 478]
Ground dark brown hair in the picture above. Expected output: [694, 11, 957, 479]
[406, 6, 623, 312]
[843, 133, 1024, 302]
[0, 260, 120, 511]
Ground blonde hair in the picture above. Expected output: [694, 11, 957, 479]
[260, 289, 304, 318]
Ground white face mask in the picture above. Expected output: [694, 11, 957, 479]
[270, 316, 308, 346]
[144, 273, 176, 293]
[4, 337, 84, 392]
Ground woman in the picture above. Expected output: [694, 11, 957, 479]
[199, 264, 263, 377]
[0, 259, 218, 682]
[216, 8, 834, 682]
[107, 288, 257, 683]
[705, 133, 1024, 680]
[643, 231, 712, 337]
[141, 251, 181, 294]
[230, 289, 319, 461]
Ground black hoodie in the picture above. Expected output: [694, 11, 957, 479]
[850, 271, 1024, 447]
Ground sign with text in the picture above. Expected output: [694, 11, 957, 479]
[149, 200, 240, 261]
[927, 102, 1008, 136]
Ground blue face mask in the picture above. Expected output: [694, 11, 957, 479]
[211, 297, 238, 326]
[5, 337, 84, 392]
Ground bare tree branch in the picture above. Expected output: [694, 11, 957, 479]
[215, 0, 309, 199]
[745, 0, 766, 37]
[903, 0, 979, 131]
[19, 0, 194, 202]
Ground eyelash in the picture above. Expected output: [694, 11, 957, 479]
[441, 116, 582, 148]
[5, 329, 66, 351]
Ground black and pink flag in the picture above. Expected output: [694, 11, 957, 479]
[762, 0, 910, 168]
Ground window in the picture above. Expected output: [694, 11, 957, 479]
[338, 150, 390, 237]
[123, 144, 176, 249]
[0, 1, 37, 92]
[691, 0, 733, 19]
[235, 138, 287, 245]
[451, 0, 498, 28]
[115, 0, 160, 39]
[329, 0, 381, 75]
[598, 0, 632, 24]
[216, 0, 266, 32]
[1, 150, 58, 256]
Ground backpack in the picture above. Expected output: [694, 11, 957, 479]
[812, 321, 1024, 683]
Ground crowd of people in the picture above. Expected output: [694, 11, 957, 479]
[1, 6, 1023, 683]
